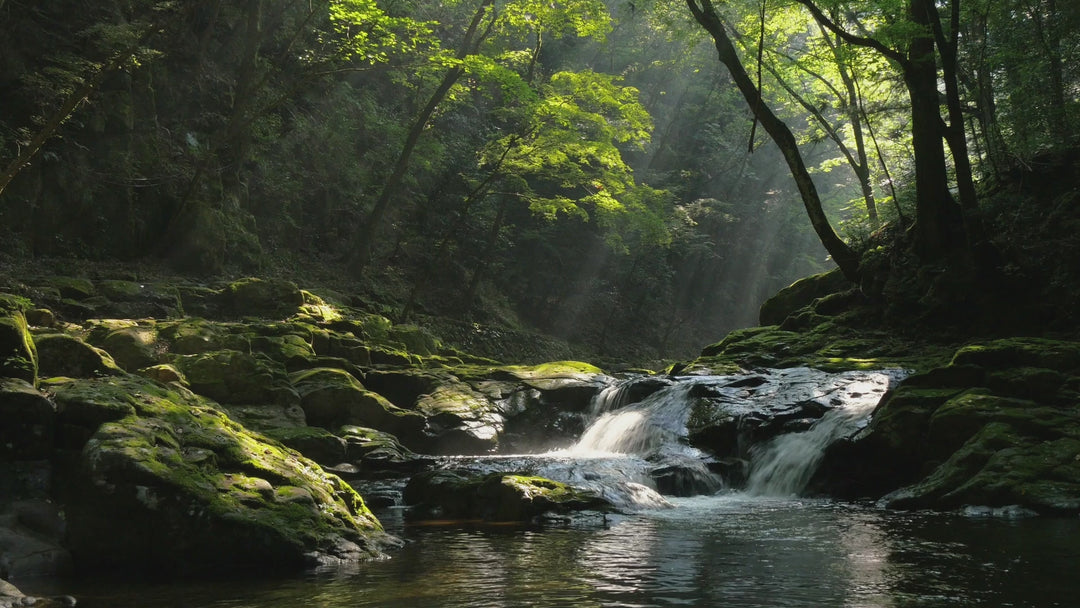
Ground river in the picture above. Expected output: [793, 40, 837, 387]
[22, 496, 1080, 607]
[18, 369, 1080, 606]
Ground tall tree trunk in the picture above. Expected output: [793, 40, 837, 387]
[686, 0, 860, 281]
[351, 0, 495, 275]
[903, 0, 965, 258]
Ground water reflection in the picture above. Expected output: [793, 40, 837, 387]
[23, 497, 1080, 608]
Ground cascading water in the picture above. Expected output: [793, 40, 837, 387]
[744, 375, 894, 496]
[436, 368, 903, 512]
[559, 368, 905, 501]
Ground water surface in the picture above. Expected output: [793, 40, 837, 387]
[27, 495, 1080, 607]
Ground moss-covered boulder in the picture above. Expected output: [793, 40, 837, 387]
[176, 350, 297, 406]
[64, 376, 397, 573]
[33, 333, 122, 378]
[951, 337, 1080, 372]
[156, 318, 239, 355]
[221, 278, 304, 319]
[758, 269, 850, 326]
[289, 368, 424, 441]
[387, 324, 441, 356]
[882, 423, 1080, 513]
[98, 325, 159, 371]
[403, 470, 613, 522]
[48, 377, 140, 450]
[338, 426, 430, 476]
[0, 378, 56, 460]
[0, 308, 37, 384]
[413, 383, 502, 454]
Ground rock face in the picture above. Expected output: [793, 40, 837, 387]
[816, 338, 1080, 513]
[64, 376, 397, 573]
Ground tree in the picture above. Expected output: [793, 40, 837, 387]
[685, 0, 860, 280]
[791, 0, 971, 259]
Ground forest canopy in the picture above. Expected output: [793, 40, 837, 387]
[0, 0, 1077, 360]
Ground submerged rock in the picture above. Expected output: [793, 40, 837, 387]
[403, 469, 613, 522]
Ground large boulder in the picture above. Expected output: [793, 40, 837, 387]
[413, 383, 502, 454]
[64, 376, 397, 573]
[815, 338, 1080, 513]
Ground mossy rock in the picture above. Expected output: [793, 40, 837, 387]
[249, 333, 315, 365]
[758, 268, 850, 326]
[63, 375, 396, 573]
[221, 278, 304, 319]
[176, 350, 298, 406]
[289, 368, 425, 440]
[34, 333, 122, 378]
[262, 426, 348, 466]
[43, 277, 95, 300]
[99, 326, 160, 371]
[926, 390, 1074, 461]
[137, 364, 187, 386]
[47, 377, 139, 450]
[414, 382, 501, 454]
[0, 311, 37, 384]
[338, 425, 430, 475]
[403, 470, 613, 522]
[387, 324, 441, 356]
[951, 338, 1080, 373]
[156, 318, 243, 355]
[96, 280, 144, 301]
[883, 422, 1080, 513]
[0, 378, 56, 459]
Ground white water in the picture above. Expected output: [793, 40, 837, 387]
[563, 369, 903, 499]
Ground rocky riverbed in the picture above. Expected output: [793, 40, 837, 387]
[2, 269, 1079, 599]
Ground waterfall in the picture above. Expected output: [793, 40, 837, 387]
[569, 383, 697, 456]
[744, 376, 895, 496]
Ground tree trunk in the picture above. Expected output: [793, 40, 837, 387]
[904, 0, 965, 258]
[686, 0, 860, 281]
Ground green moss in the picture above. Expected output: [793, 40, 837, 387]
[0, 311, 37, 384]
[951, 338, 1080, 373]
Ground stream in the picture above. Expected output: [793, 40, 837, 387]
[19, 370, 1080, 606]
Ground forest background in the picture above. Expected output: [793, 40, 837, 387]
[0, 0, 1076, 365]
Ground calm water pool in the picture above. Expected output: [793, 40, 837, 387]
[22, 495, 1080, 607]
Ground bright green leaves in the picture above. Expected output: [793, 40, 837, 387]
[482, 69, 666, 248]
[499, 0, 612, 41]
[326, 0, 436, 64]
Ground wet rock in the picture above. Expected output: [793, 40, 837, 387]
[0, 577, 76, 608]
[339, 426, 432, 476]
[413, 382, 502, 454]
[403, 470, 613, 522]
[0, 379, 55, 460]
